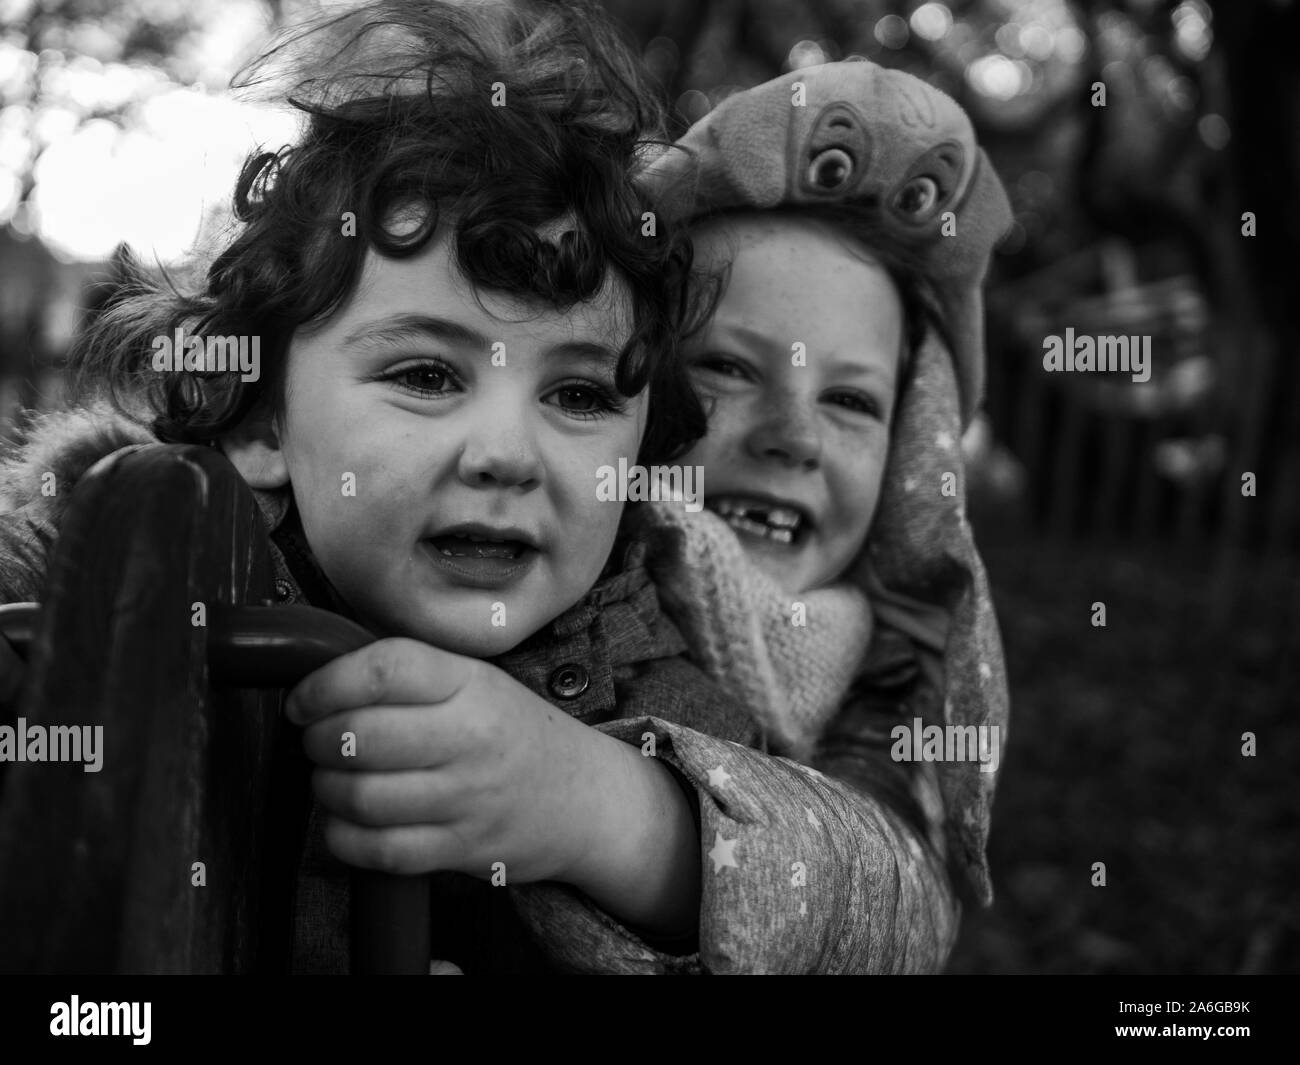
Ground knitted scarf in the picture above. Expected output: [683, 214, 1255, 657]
[635, 499, 874, 762]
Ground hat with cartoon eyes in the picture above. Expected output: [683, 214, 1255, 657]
[641, 62, 1014, 906]
[642, 60, 1012, 428]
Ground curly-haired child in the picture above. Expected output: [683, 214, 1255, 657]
[0, 6, 988, 973]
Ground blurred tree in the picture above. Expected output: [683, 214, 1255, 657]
[0, 0, 290, 421]
[1, 0, 286, 223]
[1209, 0, 1300, 559]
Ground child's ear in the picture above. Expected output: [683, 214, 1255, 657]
[219, 406, 289, 490]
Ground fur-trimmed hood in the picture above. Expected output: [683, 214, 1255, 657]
[0, 401, 159, 526]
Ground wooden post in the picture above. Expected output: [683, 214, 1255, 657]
[0, 444, 431, 974]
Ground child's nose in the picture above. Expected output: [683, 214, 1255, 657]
[744, 400, 823, 470]
[456, 419, 542, 489]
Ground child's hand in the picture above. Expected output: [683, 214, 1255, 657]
[283, 638, 611, 886]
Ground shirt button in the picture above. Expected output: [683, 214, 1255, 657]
[548, 664, 589, 700]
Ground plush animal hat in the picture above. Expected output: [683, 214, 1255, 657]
[641, 61, 1013, 905]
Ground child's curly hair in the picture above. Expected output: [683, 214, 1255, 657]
[71, 0, 709, 464]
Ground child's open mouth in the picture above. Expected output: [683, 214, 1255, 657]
[420, 523, 540, 588]
[428, 534, 528, 560]
[706, 496, 811, 546]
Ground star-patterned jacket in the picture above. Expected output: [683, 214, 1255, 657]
[0, 401, 961, 973]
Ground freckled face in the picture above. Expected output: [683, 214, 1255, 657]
[681, 215, 903, 593]
[272, 226, 645, 655]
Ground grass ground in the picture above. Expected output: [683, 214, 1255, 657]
[945, 531, 1299, 974]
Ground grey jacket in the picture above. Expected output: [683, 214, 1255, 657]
[0, 403, 962, 973]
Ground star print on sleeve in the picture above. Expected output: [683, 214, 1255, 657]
[707, 764, 732, 789]
[708, 830, 739, 873]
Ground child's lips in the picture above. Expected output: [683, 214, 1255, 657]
[419, 522, 543, 587]
[418, 537, 539, 589]
[427, 521, 541, 550]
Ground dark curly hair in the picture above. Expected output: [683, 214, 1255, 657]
[69, 0, 711, 464]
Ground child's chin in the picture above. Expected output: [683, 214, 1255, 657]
[407, 619, 529, 658]
[737, 538, 810, 591]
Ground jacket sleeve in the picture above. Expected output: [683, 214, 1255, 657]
[508, 659, 961, 974]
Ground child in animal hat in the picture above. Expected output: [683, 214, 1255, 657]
[638, 60, 1013, 907]
[0, 8, 986, 972]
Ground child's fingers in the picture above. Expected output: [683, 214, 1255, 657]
[285, 637, 476, 725]
[301, 705, 460, 770]
[322, 815, 470, 876]
[311, 767, 465, 827]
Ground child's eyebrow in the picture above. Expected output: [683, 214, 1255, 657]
[709, 320, 778, 353]
[342, 315, 618, 368]
[546, 341, 620, 369]
[710, 321, 895, 381]
[343, 314, 487, 350]
[822, 355, 897, 383]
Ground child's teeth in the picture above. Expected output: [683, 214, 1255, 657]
[720, 512, 797, 544]
[728, 514, 769, 538]
[430, 536, 522, 558]
[709, 497, 805, 537]
[765, 507, 801, 529]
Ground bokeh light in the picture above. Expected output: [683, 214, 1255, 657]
[1172, 0, 1213, 63]
[968, 53, 1030, 100]
[787, 39, 826, 70]
[676, 88, 711, 124]
[910, 3, 954, 43]
[1054, 26, 1087, 62]
[1198, 112, 1230, 150]
[28, 92, 298, 263]
[873, 14, 909, 51]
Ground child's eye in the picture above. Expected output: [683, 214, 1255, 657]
[378, 359, 459, 397]
[690, 353, 752, 380]
[826, 389, 883, 419]
[545, 380, 627, 420]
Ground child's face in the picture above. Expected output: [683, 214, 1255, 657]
[228, 224, 645, 656]
[681, 214, 903, 593]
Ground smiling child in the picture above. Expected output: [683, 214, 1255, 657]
[639, 60, 1014, 907]
[0, 7, 999, 973]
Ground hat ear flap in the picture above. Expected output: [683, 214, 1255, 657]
[934, 284, 987, 428]
[932, 147, 1014, 282]
[916, 147, 1010, 427]
[849, 329, 1009, 906]
[694, 106, 790, 209]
